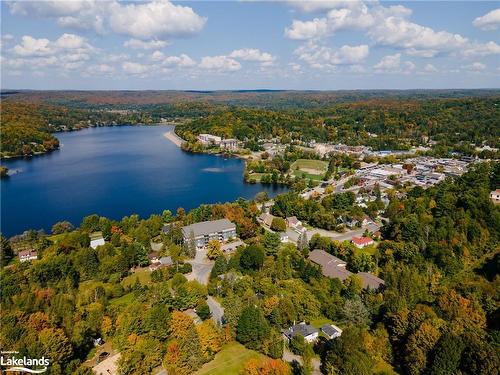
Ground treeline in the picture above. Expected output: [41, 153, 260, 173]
[0, 102, 154, 158]
[176, 97, 500, 153]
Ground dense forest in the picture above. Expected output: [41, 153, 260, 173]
[0, 162, 498, 374]
[176, 97, 500, 152]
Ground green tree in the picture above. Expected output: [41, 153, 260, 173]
[51, 221, 74, 234]
[237, 306, 270, 351]
[207, 240, 223, 259]
[263, 231, 281, 255]
[239, 245, 265, 272]
[0, 234, 14, 267]
[271, 217, 287, 232]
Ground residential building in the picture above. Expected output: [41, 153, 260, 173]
[283, 323, 319, 343]
[220, 139, 239, 151]
[258, 212, 275, 228]
[351, 236, 374, 249]
[279, 232, 289, 243]
[321, 324, 343, 339]
[18, 249, 37, 262]
[490, 189, 500, 204]
[309, 249, 353, 281]
[286, 216, 302, 228]
[198, 133, 222, 146]
[182, 219, 236, 249]
[357, 272, 385, 291]
[90, 232, 105, 249]
[159, 256, 173, 266]
[148, 252, 160, 264]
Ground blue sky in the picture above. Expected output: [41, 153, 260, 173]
[1, 1, 499, 90]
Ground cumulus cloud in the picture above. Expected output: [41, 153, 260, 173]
[199, 55, 241, 72]
[8, 0, 206, 40]
[285, 1, 500, 59]
[295, 42, 369, 69]
[151, 51, 196, 67]
[463, 62, 486, 71]
[11, 33, 93, 57]
[124, 39, 170, 50]
[122, 61, 149, 75]
[229, 48, 276, 64]
[374, 53, 401, 71]
[424, 63, 438, 73]
[108, 1, 206, 40]
[473, 9, 500, 31]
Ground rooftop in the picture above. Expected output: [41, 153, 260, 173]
[357, 272, 385, 290]
[309, 250, 352, 281]
[283, 323, 318, 339]
[351, 236, 373, 246]
[182, 218, 236, 237]
[90, 231, 104, 241]
[321, 324, 342, 337]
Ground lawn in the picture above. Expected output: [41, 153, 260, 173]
[354, 244, 378, 256]
[290, 159, 328, 175]
[194, 342, 267, 375]
[109, 292, 135, 307]
[121, 269, 152, 288]
[292, 170, 325, 181]
[310, 317, 334, 329]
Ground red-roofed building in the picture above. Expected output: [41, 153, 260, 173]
[351, 236, 374, 249]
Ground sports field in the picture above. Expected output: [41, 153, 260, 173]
[291, 159, 328, 180]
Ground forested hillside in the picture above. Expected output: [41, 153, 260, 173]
[176, 97, 500, 152]
[0, 163, 498, 374]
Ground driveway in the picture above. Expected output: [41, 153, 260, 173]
[207, 296, 224, 325]
[186, 249, 214, 285]
[282, 349, 321, 375]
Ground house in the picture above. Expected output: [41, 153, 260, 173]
[357, 272, 385, 291]
[198, 133, 222, 146]
[308, 249, 353, 281]
[159, 256, 173, 266]
[351, 236, 374, 249]
[18, 249, 37, 262]
[148, 252, 160, 264]
[182, 219, 237, 249]
[258, 212, 275, 228]
[279, 232, 289, 243]
[90, 232, 105, 249]
[490, 189, 500, 204]
[286, 216, 302, 228]
[220, 139, 239, 151]
[162, 223, 171, 234]
[283, 323, 319, 343]
[321, 324, 343, 339]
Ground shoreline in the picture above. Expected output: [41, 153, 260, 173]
[163, 131, 184, 147]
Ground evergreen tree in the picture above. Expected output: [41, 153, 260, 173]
[237, 306, 270, 351]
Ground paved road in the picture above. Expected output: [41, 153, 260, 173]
[306, 222, 380, 242]
[207, 296, 225, 325]
[186, 249, 214, 285]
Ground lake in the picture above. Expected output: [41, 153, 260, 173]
[1, 125, 287, 237]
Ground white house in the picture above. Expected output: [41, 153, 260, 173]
[283, 322, 319, 343]
[321, 324, 342, 339]
[351, 236, 374, 249]
[90, 232, 105, 249]
[490, 189, 500, 203]
[18, 249, 38, 262]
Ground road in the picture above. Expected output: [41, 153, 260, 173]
[282, 349, 321, 374]
[186, 249, 214, 285]
[207, 296, 225, 325]
[306, 222, 380, 242]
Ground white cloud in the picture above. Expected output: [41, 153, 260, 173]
[285, 2, 500, 59]
[122, 61, 149, 75]
[124, 39, 170, 50]
[152, 52, 196, 68]
[463, 62, 486, 71]
[424, 63, 438, 73]
[199, 55, 241, 72]
[295, 42, 369, 69]
[109, 1, 206, 40]
[473, 9, 500, 31]
[12, 36, 53, 57]
[55, 33, 90, 49]
[8, 0, 206, 40]
[229, 48, 276, 64]
[374, 53, 401, 71]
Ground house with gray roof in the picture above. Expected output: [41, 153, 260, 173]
[308, 249, 353, 281]
[182, 219, 236, 249]
[357, 272, 385, 291]
[283, 322, 319, 343]
[321, 324, 342, 339]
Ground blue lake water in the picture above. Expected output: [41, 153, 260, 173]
[1, 125, 287, 237]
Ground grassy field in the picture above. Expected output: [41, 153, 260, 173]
[290, 159, 328, 174]
[194, 342, 267, 375]
[109, 292, 135, 307]
[310, 317, 334, 329]
[247, 172, 267, 183]
[121, 269, 152, 288]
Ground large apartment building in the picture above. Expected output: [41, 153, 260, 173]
[182, 218, 237, 249]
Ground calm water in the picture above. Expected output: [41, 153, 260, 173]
[1, 125, 287, 237]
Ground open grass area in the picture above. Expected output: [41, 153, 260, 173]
[121, 269, 151, 288]
[247, 172, 267, 183]
[292, 170, 325, 181]
[310, 317, 334, 329]
[194, 342, 267, 375]
[290, 159, 328, 174]
[354, 244, 378, 256]
[109, 292, 135, 307]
